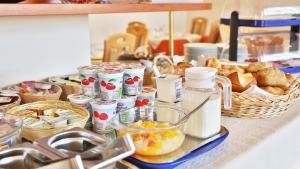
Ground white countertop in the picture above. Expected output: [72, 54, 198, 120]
[177, 102, 300, 169]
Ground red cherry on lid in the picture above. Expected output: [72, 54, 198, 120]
[125, 78, 134, 85]
[99, 113, 108, 120]
[106, 83, 116, 90]
[82, 79, 90, 85]
[88, 77, 96, 83]
[100, 80, 106, 87]
[93, 111, 99, 118]
[142, 99, 149, 106]
[135, 100, 143, 107]
[133, 76, 139, 82]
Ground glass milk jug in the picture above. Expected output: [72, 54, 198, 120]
[181, 67, 232, 138]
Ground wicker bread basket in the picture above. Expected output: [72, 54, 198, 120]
[0, 94, 21, 112]
[222, 75, 300, 118]
[19, 84, 62, 104]
[6, 101, 89, 141]
[48, 76, 82, 101]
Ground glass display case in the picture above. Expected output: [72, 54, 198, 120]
[220, 0, 300, 73]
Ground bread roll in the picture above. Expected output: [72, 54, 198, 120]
[246, 62, 272, 73]
[260, 86, 285, 95]
[227, 72, 257, 92]
[256, 67, 289, 89]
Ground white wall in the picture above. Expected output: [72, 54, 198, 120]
[89, 12, 187, 48]
[0, 15, 90, 87]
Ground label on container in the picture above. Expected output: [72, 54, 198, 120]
[80, 74, 99, 98]
[136, 106, 155, 121]
[97, 130, 117, 142]
[136, 87, 156, 107]
[174, 79, 182, 101]
[123, 69, 144, 96]
[92, 101, 117, 133]
[119, 108, 136, 124]
[117, 96, 136, 112]
[99, 74, 123, 101]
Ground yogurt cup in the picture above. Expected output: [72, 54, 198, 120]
[117, 96, 136, 112]
[68, 94, 93, 130]
[123, 64, 145, 96]
[91, 99, 117, 133]
[78, 66, 99, 98]
[117, 96, 137, 124]
[136, 87, 157, 107]
[98, 68, 124, 101]
[156, 75, 182, 103]
[100, 130, 117, 142]
[118, 107, 137, 124]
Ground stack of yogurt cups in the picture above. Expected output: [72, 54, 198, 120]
[69, 62, 158, 141]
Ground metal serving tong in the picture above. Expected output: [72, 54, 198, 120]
[25, 134, 135, 169]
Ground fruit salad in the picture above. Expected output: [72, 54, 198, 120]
[119, 120, 185, 156]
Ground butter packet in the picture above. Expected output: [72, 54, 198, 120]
[0, 97, 12, 104]
[56, 110, 81, 124]
[23, 118, 44, 127]
[40, 116, 67, 128]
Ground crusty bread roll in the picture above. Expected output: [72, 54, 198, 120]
[256, 67, 289, 89]
[260, 86, 285, 95]
[206, 58, 221, 69]
[227, 72, 257, 92]
[246, 62, 272, 73]
[285, 74, 294, 84]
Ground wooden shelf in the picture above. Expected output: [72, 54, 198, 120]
[0, 3, 211, 16]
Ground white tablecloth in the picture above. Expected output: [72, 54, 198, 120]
[176, 102, 300, 169]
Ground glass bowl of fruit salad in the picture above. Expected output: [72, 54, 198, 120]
[111, 104, 188, 156]
[0, 113, 23, 150]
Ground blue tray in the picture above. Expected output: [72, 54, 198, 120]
[125, 126, 229, 169]
[220, 18, 300, 27]
[280, 66, 300, 74]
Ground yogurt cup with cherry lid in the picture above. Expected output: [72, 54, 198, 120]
[136, 87, 157, 107]
[135, 87, 157, 121]
[123, 64, 145, 96]
[78, 66, 99, 98]
[68, 94, 93, 129]
[117, 96, 137, 124]
[98, 67, 124, 101]
[91, 99, 117, 133]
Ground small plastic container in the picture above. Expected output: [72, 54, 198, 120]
[91, 99, 117, 133]
[68, 94, 93, 130]
[136, 87, 157, 107]
[117, 96, 137, 124]
[0, 113, 22, 150]
[78, 66, 99, 98]
[156, 75, 182, 103]
[117, 96, 136, 112]
[123, 64, 145, 96]
[98, 68, 124, 101]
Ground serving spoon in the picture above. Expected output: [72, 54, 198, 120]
[174, 96, 210, 125]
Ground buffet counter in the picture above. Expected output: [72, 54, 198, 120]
[177, 101, 300, 169]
